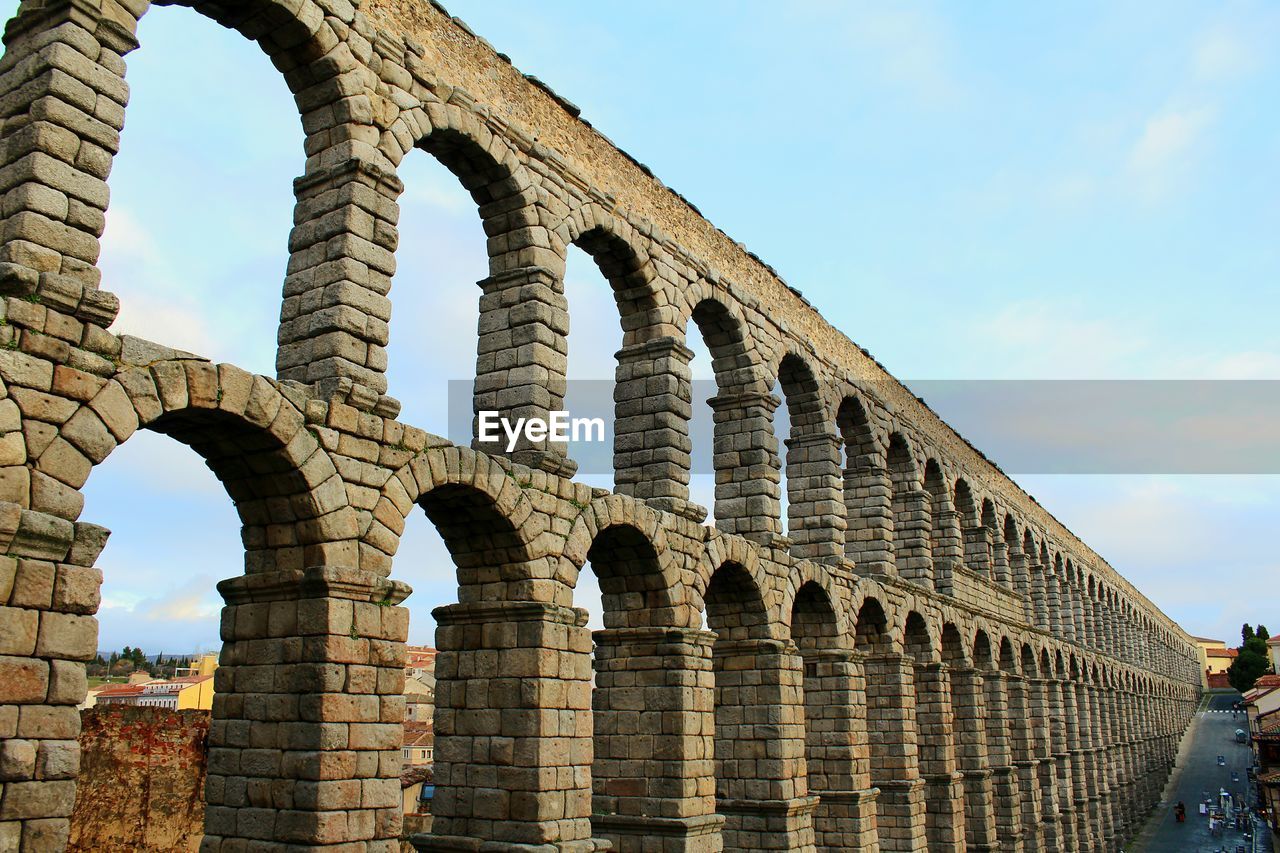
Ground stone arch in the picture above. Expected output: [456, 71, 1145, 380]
[703, 559, 771, 643]
[558, 203, 670, 341]
[560, 493, 689, 627]
[973, 628, 996, 670]
[772, 351, 843, 558]
[854, 595, 892, 654]
[903, 610, 938, 664]
[999, 637, 1019, 674]
[683, 293, 778, 540]
[704, 556, 810, 848]
[941, 622, 969, 667]
[0, 0, 345, 333]
[888, 432, 933, 588]
[387, 104, 573, 464]
[372, 445, 543, 600]
[39, 361, 355, 570]
[924, 458, 960, 588]
[780, 563, 851, 640]
[836, 391, 891, 573]
[35, 360, 411, 851]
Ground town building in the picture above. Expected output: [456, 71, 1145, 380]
[1195, 636, 1238, 688]
[87, 674, 215, 711]
[1247, 675, 1280, 845]
[402, 721, 435, 767]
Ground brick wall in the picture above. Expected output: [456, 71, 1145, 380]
[67, 706, 208, 852]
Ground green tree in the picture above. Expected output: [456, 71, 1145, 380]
[1259, 625, 1271, 643]
[1229, 628, 1273, 692]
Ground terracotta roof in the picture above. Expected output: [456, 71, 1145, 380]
[1206, 648, 1239, 658]
[1257, 675, 1280, 688]
[1258, 770, 1280, 785]
[401, 765, 433, 787]
[95, 684, 146, 697]
[404, 721, 434, 747]
[1269, 637, 1280, 645]
[1194, 636, 1226, 644]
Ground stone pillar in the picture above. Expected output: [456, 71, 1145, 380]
[0, 504, 105, 850]
[1094, 685, 1118, 846]
[1063, 680, 1093, 853]
[590, 627, 723, 852]
[472, 266, 575, 476]
[1058, 579, 1076, 644]
[1004, 674, 1042, 850]
[278, 158, 403, 414]
[208, 566, 412, 851]
[802, 649, 879, 852]
[784, 433, 846, 563]
[1044, 572, 1062, 636]
[1029, 562, 1048, 630]
[1074, 682, 1102, 853]
[912, 662, 963, 852]
[842, 458, 894, 576]
[611, 337, 705, 522]
[961, 525, 992, 581]
[891, 488, 933, 592]
[0, 3, 126, 329]
[415, 600, 605, 852]
[1120, 689, 1139, 834]
[706, 391, 782, 546]
[929, 508, 962, 594]
[1083, 595, 1097, 653]
[989, 525, 1011, 589]
[711, 638, 816, 852]
[980, 669, 1023, 853]
[1008, 547, 1033, 623]
[864, 653, 926, 852]
[950, 667, 996, 851]
[1027, 676, 1062, 850]
[1046, 678, 1077, 852]
[1069, 583, 1084, 645]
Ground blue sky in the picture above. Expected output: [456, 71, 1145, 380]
[15, 0, 1278, 653]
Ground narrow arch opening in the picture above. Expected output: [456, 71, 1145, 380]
[101, 8, 298, 375]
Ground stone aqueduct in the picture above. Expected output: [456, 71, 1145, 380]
[0, 0, 1202, 850]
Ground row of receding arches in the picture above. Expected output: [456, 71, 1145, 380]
[1, 0, 1197, 683]
[417, 465, 1198, 852]
[1, 328, 1198, 853]
[0, 2, 1201, 851]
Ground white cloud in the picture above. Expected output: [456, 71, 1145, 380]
[971, 299, 1151, 379]
[1126, 106, 1214, 200]
[1174, 349, 1280, 379]
[1193, 21, 1266, 83]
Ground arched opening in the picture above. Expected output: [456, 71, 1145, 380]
[686, 300, 775, 540]
[772, 354, 838, 558]
[888, 433, 932, 588]
[568, 227, 673, 503]
[384, 150, 488, 436]
[61, 378, 372, 849]
[704, 561, 806, 849]
[97, 6, 299, 376]
[837, 395, 886, 572]
[923, 459, 956, 591]
[788, 581, 859, 849]
[578, 523, 709, 848]
[981, 499, 1005, 585]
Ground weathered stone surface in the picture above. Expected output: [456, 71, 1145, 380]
[0, 3, 1200, 852]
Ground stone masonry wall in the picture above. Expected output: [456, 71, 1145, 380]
[0, 0, 1204, 850]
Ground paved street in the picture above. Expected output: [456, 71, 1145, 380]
[1140, 692, 1258, 853]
